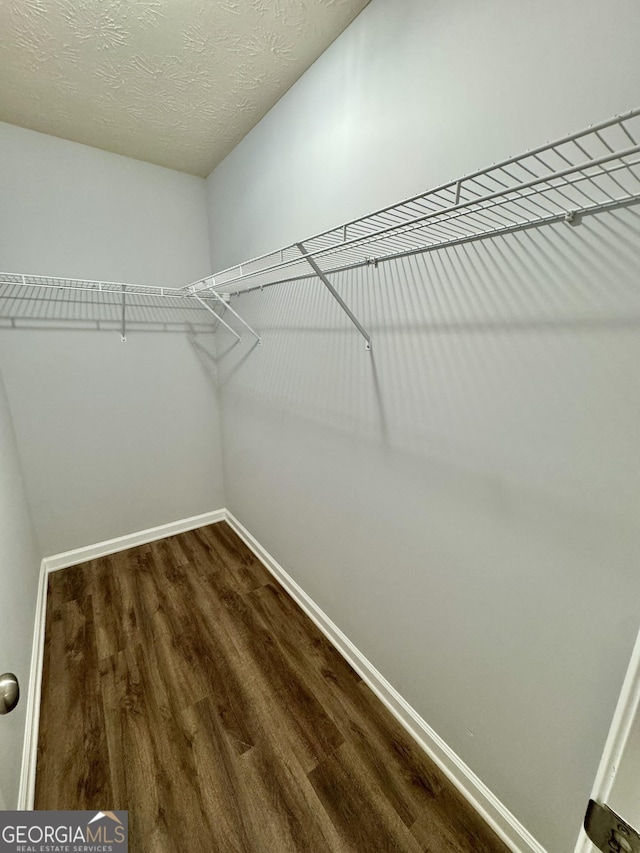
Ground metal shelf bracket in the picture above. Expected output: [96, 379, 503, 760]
[192, 292, 241, 341]
[296, 243, 372, 351]
[121, 286, 127, 342]
[198, 283, 261, 343]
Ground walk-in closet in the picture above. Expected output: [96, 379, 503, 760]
[1, 2, 640, 852]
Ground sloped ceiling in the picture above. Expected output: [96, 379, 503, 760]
[0, 0, 369, 177]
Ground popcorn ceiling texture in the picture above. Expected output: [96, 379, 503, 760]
[0, 0, 369, 177]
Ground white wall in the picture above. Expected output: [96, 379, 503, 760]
[208, 0, 639, 270]
[0, 123, 223, 555]
[0, 122, 210, 287]
[0, 366, 40, 808]
[0, 331, 221, 556]
[206, 2, 640, 851]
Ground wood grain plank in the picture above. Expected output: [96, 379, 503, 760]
[308, 742, 424, 853]
[199, 523, 273, 593]
[183, 553, 345, 773]
[36, 587, 111, 809]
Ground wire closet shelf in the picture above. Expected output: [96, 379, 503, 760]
[187, 105, 640, 297]
[2, 106, 640, 344]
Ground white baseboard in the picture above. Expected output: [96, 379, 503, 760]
[224, 510, 548, 853]
[43, 509, 226, 573]
[21, 506, 546, 853]
[18, 508, 226, 808]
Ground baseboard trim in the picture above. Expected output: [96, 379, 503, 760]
[43, 509, 226, 573]
[224, 510, 548, 853]
[19, 508, 226, 808]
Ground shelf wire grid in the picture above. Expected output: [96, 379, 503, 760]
[2, 107, 640, 310]
[189, 106, 640, 297]
[0, 276, 225, 332]
[0, 274, 189, 299]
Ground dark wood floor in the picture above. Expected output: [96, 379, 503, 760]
[36, 522, 509, 853]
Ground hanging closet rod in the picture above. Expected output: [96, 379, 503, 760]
[186, 105, 640, 298]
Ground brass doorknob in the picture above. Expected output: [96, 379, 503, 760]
[0, 673, 19, 714]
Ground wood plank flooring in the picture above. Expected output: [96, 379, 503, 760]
[36, 522, 510, 853]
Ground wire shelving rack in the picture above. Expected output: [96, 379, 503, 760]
[189, 106, 640, 347]
[2, 106, 640, 347]
[0, 273, 260, 342]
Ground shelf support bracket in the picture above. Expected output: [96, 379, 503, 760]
[204, 287, 261, 343]
[121, 286, 127, 342]
[192, 293, 241, 341]
[296, 243, 371, 351]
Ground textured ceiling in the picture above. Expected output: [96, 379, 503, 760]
[0, 0, 369, 177]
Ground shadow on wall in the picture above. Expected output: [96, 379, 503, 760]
[190, 331, 253, 388]
[211, 205, 640, 463]
[208, 206, 640, 852]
